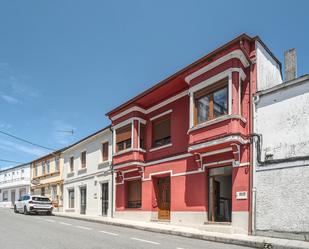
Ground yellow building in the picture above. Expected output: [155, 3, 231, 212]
[30, 149, 64, 211]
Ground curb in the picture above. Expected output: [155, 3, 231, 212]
[53, 213, 266, 248]
[53, 213, 309, 249]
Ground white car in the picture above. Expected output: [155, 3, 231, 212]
[14, 195, 53, 215]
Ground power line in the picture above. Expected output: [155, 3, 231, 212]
[0, 130, 56, 151]
[0, 158, 26, 164]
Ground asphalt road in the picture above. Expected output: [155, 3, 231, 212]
[0, 208, 251, 249]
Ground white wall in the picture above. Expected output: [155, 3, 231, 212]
[256, 41, 282, 91]
[254, 78, 309, 241]
[0, 164, 31, 206]
[62, 129, 114, 217]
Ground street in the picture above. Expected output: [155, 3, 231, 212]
[0, 208, 251, 249]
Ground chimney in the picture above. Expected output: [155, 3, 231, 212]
[284, 48, 297, 81]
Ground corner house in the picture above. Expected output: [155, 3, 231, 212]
[0, 163, 31, 208]
[63, 126, 113, 217]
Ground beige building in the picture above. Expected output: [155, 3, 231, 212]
[30, 149, 64, 211]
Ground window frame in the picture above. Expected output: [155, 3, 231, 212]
[126, 179, 142, 209]
[151, 115, 171, 149]
[193, 78, 229, 126]
[68, 189, 75, 209]
[80, 151, 87, 169]
[69, 156, 74, 172]
[115, 124, 132, 153]
[102, 142, 109, 162]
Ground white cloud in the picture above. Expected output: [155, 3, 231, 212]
[0, 93, 19, 104]
[0, 139, 49, 157]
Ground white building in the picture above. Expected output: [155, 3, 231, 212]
[253, 74, 309, 241]
[63, 126, 113, 217]
[0, 163, 31, 208]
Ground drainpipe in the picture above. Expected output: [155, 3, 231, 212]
[109, 126, 114, 218]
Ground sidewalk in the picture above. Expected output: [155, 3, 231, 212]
[53, 212, 309, 249]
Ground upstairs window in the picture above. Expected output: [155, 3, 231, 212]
[55, 158, 60, 172]
[116, 124, 132, 152]
[139, 124, 146, 150]
[194, 78, 228, 125]
[102, 142, 109, 161]
[70, 156, 74, 172]
[46, 160, 50, 174]
[34, 165, 38, 177]
[81, 151, 86, 168]
[152, 116, 171, 148]
[42, 162, 46, 175]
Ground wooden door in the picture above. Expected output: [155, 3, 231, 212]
[157, 177, 170, 220]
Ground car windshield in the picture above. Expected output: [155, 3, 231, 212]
[32, 197, 50, 202]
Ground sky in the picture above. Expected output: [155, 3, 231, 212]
[0, 0, 308, 169]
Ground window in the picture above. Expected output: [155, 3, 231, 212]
[55, 158, 60, 172]
[126, 180, 141, 208]
[21, 169, 24, 173]
[140, 124, 146, 150]
[51, 185, 57, 201]
[116, 124, 132, 152]
[3, 191, 8, 201]
[46, 160, 50, 174]
[41, 187, 45, 196]
[34, 165, 38, 177]
[81, 151, 86, 168]
[70, 157, 74, 172]
[102, 142, 109, 161]
[194, 79, 228, 125]
[68, 189, 75, 208]
[152, 116, 171, 148]
[42, 162, 46, 175]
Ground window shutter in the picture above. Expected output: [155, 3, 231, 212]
[153, 117, 170, 142]
[102, 142, 109, 161]
[116, 124, 132, 143]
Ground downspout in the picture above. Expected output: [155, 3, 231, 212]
[109, 126, 114, 218]
[240, 39, 254, 235]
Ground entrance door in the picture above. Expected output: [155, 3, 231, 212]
[208, 166, 232, 222]
[101, 183, 109, 216]
[11, 191, 16, 205]
[80, 187, 87, 215]
[157, 177, 170, 220]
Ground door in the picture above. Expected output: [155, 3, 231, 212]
[101, 183, 109, 216]
[11, 191, 16, 205]
[80, 187, 87, 215]
[157, 177, 170, 220]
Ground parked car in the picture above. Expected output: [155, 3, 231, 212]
[14, 195, 53, 215]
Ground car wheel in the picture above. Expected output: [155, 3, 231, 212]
[24, 206, 29, 215]
[46, 211, 52, 216]
[14, 205, 18, 213]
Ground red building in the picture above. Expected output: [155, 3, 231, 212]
[106, 34, 281, 234]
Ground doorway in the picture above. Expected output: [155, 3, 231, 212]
[11, 191, 15, 205]
[101, 182, 109, 216]
[208, 166, 232, 222]
[80, 187, 87, 215]
[157, 177, 170, 220]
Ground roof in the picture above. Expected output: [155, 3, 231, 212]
[0, 163, 30, 174]
[257, 74, 309, 96]
[106, 33, 281, 117]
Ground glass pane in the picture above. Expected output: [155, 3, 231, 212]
[197, 95, 210, 123]
[213, 87, 228, 118]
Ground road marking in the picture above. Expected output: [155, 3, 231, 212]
[59, 222, 72, 226]
[176, 248, 185, 249]
[44, 219, 55, 222]
[130, 237, 160, 245]
[99, 230, 118, 236]
[75, 225, 92, 230]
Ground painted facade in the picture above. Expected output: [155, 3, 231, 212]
[63, 127, 113, 217]
[253, 75, 309, 241]
[106, 34, 282, 234]
[30, 150, 64, 211]
[0, 163, 30, 208]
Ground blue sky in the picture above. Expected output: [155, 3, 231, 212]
[0, 0, 308, 169]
